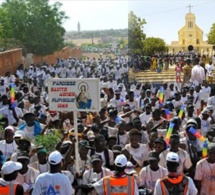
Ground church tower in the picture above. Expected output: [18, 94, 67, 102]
[169, 4, 212, 54]
[185, 13, 197, 46]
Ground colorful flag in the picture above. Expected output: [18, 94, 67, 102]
[159, 86, 164, 107]
[202, 140, 208, 158]
[10, 83, 15, 108]
[178, 105, 185, 119]
[165, 109, 170, 120]
[189, 127, 206, 142]
[166, 122, 175, 145]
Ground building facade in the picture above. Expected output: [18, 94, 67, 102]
[169, 12, 213, 55]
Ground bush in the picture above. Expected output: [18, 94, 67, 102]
[32, 130, 62, 153]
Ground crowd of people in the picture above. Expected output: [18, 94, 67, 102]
[0, 54, 215, 194]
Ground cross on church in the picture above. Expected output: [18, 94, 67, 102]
[187, 4, 193, 13]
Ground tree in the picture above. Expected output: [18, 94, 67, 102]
[128, 11, 146, 55]
[0, 0, 68, 55]
[143, 37, 167, 55]
[208, 23, 215, 45]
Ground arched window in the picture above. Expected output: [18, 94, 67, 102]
[188, 21, 193, 28]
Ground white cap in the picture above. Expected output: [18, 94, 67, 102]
[48, 151, 63, 165]
[102, 83, 108, 88]
[4, 125, 14, 132]
[1, 161, 22, 175]
[14, 130, 25, 138]
[166, 152, 179, 163]
[87, 130, 95, 141]
[125, 161, 136, 175]
[114, 154, 127, 167]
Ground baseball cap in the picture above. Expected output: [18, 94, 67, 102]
[166, 152, 179, 163]
[147, 151, 160, 161]
[4, 125, 14, 132]
[1, 161, 22, 175]
[202, 109, 210, 115]
[114, 154, 127, 167]
[91, 154, 102, 163]
[112, 145, 122, 154]
[87, 130, 95, 141]
[48, 151, 63, 165]
[37, 147, 47, 155]
[125, 161, 136, 175]
[13, 130, 25, 138]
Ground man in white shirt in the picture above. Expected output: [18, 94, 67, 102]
[16, 152, 39, 194]
[32, 151, 73, 195]
[154, 152, 197, 195]
[190, 58, 206, 85]
[205, 61, 214, 84]
[0, 125, 17, 160]
[139, 151, 168, 192]
[159, 134, 192, 173]
[82, 154, 112, 195]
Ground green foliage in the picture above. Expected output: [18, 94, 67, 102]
[143, 37, 167, 55]
[65, 29, 128, 39]
[0, 0, 67, 55]
[208, 23, 215, 45]
[128, 11, 146, 55]
[33, 130, 62, 153]
[64, 41, 76, 48]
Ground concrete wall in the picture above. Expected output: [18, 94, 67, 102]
[32, 47, 82, 65]
[0, 47, 82, 76]
[0, 48, 23, 76]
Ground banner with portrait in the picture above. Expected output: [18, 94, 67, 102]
[48, 78, 100, 111]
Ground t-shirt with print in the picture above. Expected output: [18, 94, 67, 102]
[16, 166, 39, 193]
[32, 172, 73, 195]
[83, 167, 112, 195]
[159, 148, 192, 173]
[124, 143, 149, 167]
[139, 165, 168, 190]
[194, 158, 215, 195]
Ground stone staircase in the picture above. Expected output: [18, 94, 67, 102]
[129, 66, 184, 84]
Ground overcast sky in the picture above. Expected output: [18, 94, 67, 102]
[1, 0, 214, 44]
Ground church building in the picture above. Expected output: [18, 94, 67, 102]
[169, 6, 213, 55]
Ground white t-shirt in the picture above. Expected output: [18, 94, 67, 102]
[0, 140, 17, 160]
[32, 172, 73, 195]
[0, 106, 23, 125]
[83, 168, 112, 195]
[139, 165, 168, 190]
[139, 112, 152, 126]
[159, 148, 192, 173]
[194, 158, 215, 195]
[21, 125, 35, 139]
[124, 143, 149, 167]
[30, 162, 50, 174]
[154, 176, 197, 195]
[116, 133, 129, 148]
[95, 150, 114, 167]
[16, 166, 39, 193]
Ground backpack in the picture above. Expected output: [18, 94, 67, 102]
[161, 176, 188, 195]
